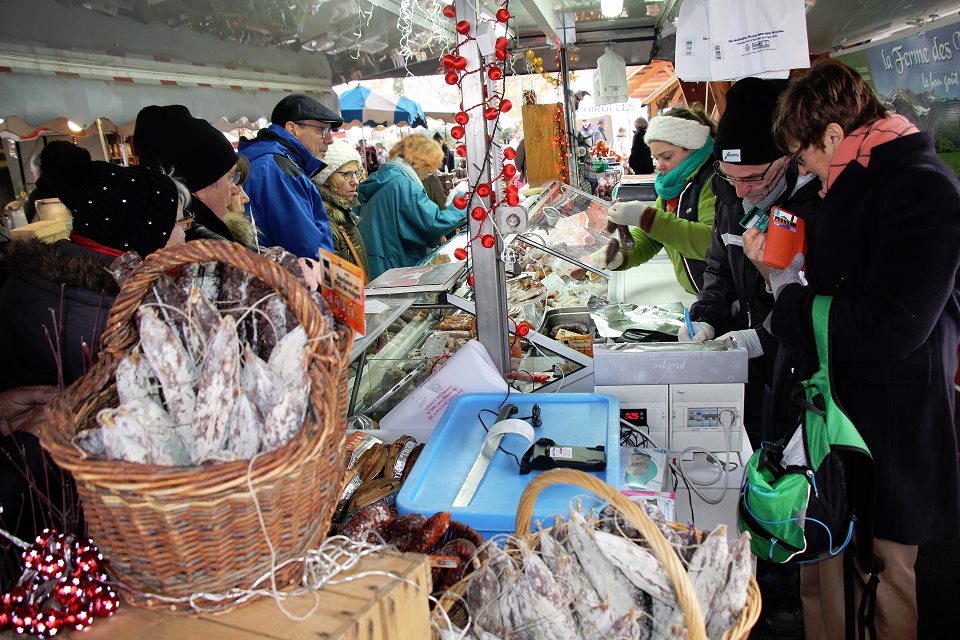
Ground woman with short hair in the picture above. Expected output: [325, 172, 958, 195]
[357, 134, 464, 279]
[744, 58, 960, 640]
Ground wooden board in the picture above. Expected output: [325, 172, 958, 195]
[521, 103, 566, 187]
[34, 551, 432, 640]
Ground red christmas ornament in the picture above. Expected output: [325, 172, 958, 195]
[454, 111, 469, 125]
[452, 56, 468, 70]
[483, 107, 499, 121]
[500, 99, 513, 113]
[503, 147, 517, 160]
[444, 71, 459, 85]
[455, 20, 471, 35]
[91, 590, 119, 618]
[471, 206, 487, 221]
[495, 36, 509, 50]
[495, 8, 510, 22]
[450, 125, 465, 139]
[456, 144, 467, 157]
[467, 273, 475, 287]
[503, 164, 517, 179]
[495, 49, 507, 61]
[516, 321, 531, 337]
[475, 183, 491, 197]
[505, 192, 520, 206]
[11, 604, 38, 634]
[453, 247, 468, 261]
[487, 66, 503, 81]
[480, 234, 496, 248]
[441, 53, 455, 70]
[32, 610, 62, 638]
[0, 608, 10, 632]
[442, 4, 456, 18]
[452, 195, 469, 210]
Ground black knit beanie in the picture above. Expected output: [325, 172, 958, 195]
[714, 77, 789, 165]
[40, 143, 179, 257]
[133, 105, 237, 192]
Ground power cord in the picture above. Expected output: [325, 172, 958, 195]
[674, 409, 738, 506]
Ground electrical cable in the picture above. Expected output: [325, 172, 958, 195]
[674, 409, 738, 506]
[619, 418, 659, 449]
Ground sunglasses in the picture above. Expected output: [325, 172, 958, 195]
[335, 169, 362, 180]
[714, 160, 775, 185]
[296, 121, 335, 135]
[175, 211, 195, 229]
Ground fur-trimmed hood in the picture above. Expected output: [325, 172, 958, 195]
[2, 239, 119, 294]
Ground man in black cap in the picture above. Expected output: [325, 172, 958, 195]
[133, 105, 239, 242]
[680, 76, 822, 636]
[239, 94, 343, 258]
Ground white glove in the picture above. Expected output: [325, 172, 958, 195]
[588, 244, 624, 270]
[608, 200, 651, 227]
[678, 321, 715, 343]
[444, 181, 469, 208]
[769, 253, 806, 300]
[717, 329, 764, 359]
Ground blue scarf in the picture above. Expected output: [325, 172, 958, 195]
[654, 138, 714, 200]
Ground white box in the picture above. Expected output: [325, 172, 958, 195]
[669, 383, 744, 455]
[593, 343, 748, 386]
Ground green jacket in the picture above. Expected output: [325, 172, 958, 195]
[318, 185, 369, 278]
[619, 158, 716, 295]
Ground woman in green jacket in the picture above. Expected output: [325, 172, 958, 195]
[592, 107, 717, 295]
[313, 141, 369, 278]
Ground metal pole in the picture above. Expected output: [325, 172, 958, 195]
[94, 118, 111, 163]
[454, 0, 510, 374]
[558, 46, 578, 184]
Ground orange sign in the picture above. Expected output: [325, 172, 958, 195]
[318, 248, 367, 335]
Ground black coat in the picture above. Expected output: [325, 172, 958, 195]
[629, 128, 654, 174]
[771, 132, 960, 544]
[185, 197, 234, 243]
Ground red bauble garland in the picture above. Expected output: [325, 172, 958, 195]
[0, 530, 118, 638]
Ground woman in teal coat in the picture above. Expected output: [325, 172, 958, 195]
[357, 134, 464, 279]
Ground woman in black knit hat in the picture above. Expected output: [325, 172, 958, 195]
[0, 141, 189, 588]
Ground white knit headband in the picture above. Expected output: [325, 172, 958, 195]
[644, 115, 711, 150]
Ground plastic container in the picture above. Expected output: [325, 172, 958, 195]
[396, 392, 620, 540]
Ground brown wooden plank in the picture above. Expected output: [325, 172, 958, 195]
[521, 103, 566, 187]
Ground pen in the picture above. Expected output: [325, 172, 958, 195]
[684, 307, 696, 340]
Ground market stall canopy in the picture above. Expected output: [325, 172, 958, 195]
[337, 86, 427, 128]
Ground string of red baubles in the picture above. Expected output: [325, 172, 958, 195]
[0, 529, 118, 638]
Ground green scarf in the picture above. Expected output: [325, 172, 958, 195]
[654, 138, 714, 200]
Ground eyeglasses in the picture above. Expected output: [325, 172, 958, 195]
[228, 170, 242, 185]
[714, 160, 775, 185]
[335, 169, 362, 180]
[175, 211, 195, 229]
[787, 146, 807, 167]
[296, 121, 335, 135]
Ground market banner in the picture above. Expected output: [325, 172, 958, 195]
[835, 17, 960, 176]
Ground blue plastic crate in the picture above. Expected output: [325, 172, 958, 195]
[396, 392, 620, 540]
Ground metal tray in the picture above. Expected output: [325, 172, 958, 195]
[542, 306, 596, 340]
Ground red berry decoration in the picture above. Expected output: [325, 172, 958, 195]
[456, 144, 467, 157]
[495, 8, 510, 22]
[442, 4, 456, 18]
[516, 321, 531, 337]
[503, 164, 517, 178]
[0, 608, 10, 632]
[452, 195, 469, 210]
[495, 49, 508, 61]
[444, 71, 459, 85]
[506, 192, 520, 206]
[467, 273, 475, 287]
[480, 234, 496, 248]
[484, 107, 499, 121]
[450, 125, 465, 139]
[500, 99, 513, 113]
[452, 56, 468, 70]
[441, 53, 455, 70]
[487, 66, 503, 80]
[455, 20, 471, 35]
[453, 247, 468, 261]
[503, 147, 517, 160]
[454, 111, 469, 125]
[475, 183, 491, 197]
[495, 36, 509, 50]
[471, 206, 486, 221]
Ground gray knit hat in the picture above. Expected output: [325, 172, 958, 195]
[314, 141, 363, 186]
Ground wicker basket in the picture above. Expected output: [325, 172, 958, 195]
[436, 469, 760, 640]
[40, 240, 354, 610]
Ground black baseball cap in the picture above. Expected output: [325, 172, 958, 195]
[271, 94, 343, 128]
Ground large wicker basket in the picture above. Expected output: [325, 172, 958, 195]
[436, 469, 761, 640]
[40, 240, 354, 610]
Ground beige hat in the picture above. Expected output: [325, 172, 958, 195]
[314, 141, 363, 186]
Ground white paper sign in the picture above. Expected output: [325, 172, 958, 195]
[380, 340, 509, 432]
[675, 0, 810, 81]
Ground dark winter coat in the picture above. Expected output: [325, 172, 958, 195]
[629, 127, 654, 174]
[184, 196, 234, 243]
[0, 239, 118, 391]
[770, 132, 960, 544]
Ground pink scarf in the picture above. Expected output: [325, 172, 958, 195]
[822, 113, 919, 196]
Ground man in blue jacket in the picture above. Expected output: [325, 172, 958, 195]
[239, 94, 342, 257]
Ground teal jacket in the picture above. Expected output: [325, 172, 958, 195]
[357, 161, 464, 279]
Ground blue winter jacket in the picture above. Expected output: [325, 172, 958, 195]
[357, 161, 464, 279]
[238, 124, 333, 258]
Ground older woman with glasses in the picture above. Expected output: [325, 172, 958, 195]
[743, 58, 960, 640]
[312, 141, 369, 277]
[591, 106, 717, 295]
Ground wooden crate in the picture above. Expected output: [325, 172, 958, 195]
[70, 551, 432, 640]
